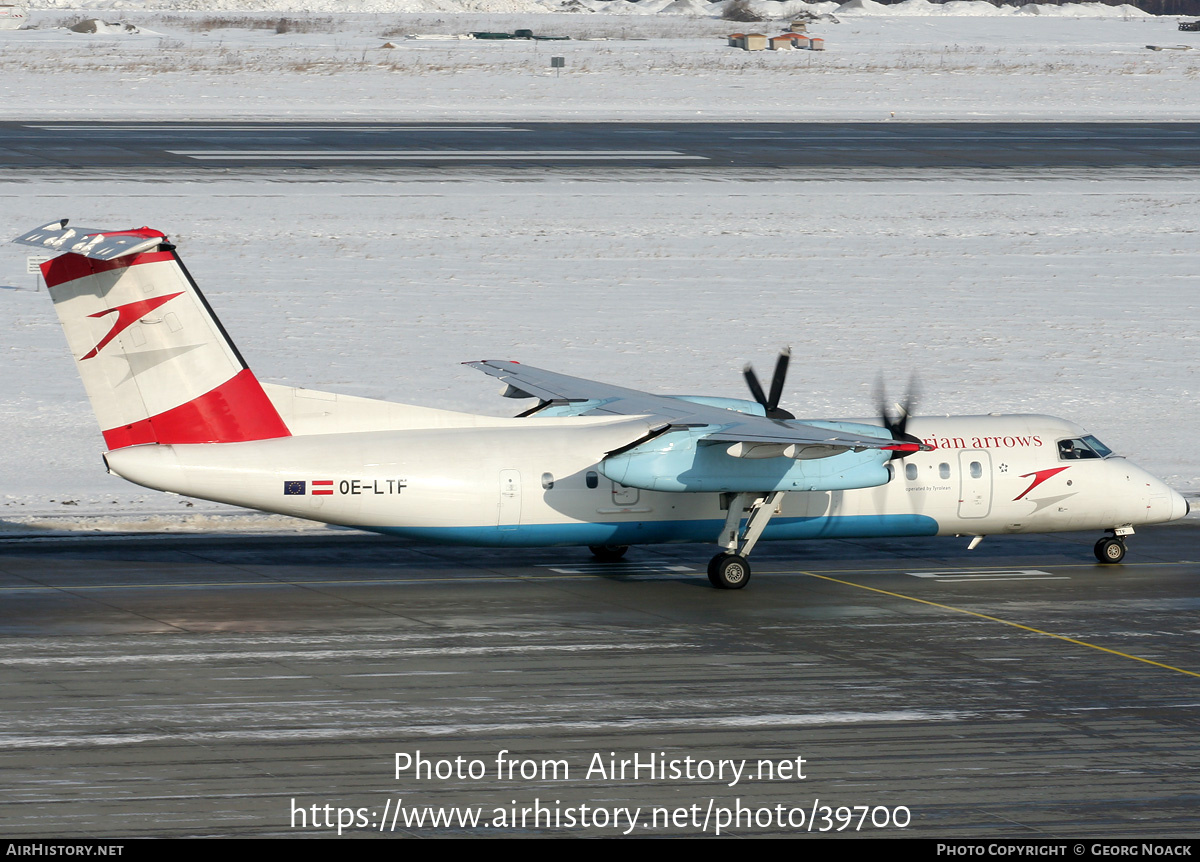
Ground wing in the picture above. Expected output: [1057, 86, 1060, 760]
[465, 360, 920, 455]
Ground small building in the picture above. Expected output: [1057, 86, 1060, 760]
[743, 33, 768, 51]
[771, 32, 809, 50]
[808, 36, 825, 51]
[727, 33, 745, 48]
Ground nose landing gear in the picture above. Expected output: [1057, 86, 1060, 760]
[1094, 535, 1126, 564]
[1094, 526, 1135, 564]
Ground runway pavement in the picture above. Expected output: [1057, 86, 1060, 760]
[1, 522, 1197, 837]
[3, 121, 1200, 169]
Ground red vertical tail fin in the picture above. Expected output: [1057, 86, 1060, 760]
[19, 221, 290, 449]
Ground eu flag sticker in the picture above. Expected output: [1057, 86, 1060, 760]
[284, 481, 306, 496]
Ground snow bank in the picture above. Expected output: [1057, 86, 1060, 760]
[659, 0, 712, 15]
[22, 0, 1163, 17]
[33, 0, 556, 13]
[939, 0, 1015, 14]
[3, 13, 1193, 122]
[834, 0, 1153, 15]
[1015, 1, 1151, 15]
[67, 18, 142, 33]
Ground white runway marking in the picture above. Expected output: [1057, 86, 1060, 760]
[907, 569, 1066, 582]
[731, 134, 1098, 142]
[167, 149, 708, 161]
[0, 709, 966, 749]
[539, 563, 695, 575]
[27, 124, 530, 132]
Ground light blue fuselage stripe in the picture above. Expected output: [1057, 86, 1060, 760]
[361, 515, 940, 547]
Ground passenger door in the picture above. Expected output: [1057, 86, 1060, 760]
[958, 451, 992, 519]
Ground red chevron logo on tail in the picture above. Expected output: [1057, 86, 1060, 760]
[81, 292, 184, 360]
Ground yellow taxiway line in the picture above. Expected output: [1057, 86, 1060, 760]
[801, 571, 1200, 680]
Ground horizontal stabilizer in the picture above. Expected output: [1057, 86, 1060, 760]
[13, 221, 167, 261]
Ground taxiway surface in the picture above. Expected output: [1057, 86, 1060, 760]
[1, 523, 1197, 837]
[3, 121, 1200, 169]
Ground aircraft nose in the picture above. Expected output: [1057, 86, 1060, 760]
[1172, 488, 1190, 522]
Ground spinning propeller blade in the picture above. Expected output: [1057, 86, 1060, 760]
[743, 349, 795, 420]
[875, 373, 924, 457]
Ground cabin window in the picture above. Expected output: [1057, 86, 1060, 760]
[905, 463, 918, 481]
[585, 471, 598, 489]
[970, 461, 983, 479]
[541, 472, 554, 490]
[885, 463, 894, 483]
[939, 462, 950, 480]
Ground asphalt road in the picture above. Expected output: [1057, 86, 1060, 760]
[3, 121, 1200, 169]
[1, 522, 1197, 837]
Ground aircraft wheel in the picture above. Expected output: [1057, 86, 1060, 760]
[1094, 537, 1126, 564]
[589, 544, 629, 563]
[707, 553, 751, 590]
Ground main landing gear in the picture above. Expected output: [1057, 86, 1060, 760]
[708, 552, 751, 589]
[707, 491, 785, 590]
[1094, 526, 1133, 564]
[589, 544, 629, 563]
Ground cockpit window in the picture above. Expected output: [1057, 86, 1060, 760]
[1081, 435, 1113, 458]
[1057, 437, 1107, 461]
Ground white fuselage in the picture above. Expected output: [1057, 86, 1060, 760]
[103, 388, 1187, 549]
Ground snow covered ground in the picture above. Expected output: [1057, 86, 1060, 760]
[2, 170, 1197, 528]
[1, 4, 1196, 530]
[2, 6, 1199, 121]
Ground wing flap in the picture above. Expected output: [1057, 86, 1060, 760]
[701, 424, 914, 453]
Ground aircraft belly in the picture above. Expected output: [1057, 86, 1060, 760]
[364, 514, 940, 547]
[363, 482, 942, 546]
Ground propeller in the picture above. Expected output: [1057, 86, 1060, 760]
[875, 373, 924, 457]
[743, 348, 795, 420]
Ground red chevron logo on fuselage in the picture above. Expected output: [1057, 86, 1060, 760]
[1013, 466, 1070, 501]
[81, 292, 184, 360]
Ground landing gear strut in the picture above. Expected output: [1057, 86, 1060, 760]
[707, 491, 785, 590]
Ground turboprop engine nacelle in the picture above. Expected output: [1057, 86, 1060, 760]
[599, 427, 892, 493]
